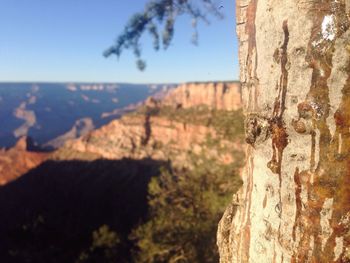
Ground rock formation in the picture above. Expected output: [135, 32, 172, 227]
[53, 82, 243, 167]
[13, 102, 36, 138]
[0, 137, 49, 185]
[218, 1, 350, 262]
[0, 82, 243, 187]
[44, 118, 95, 149]
[162, 82, 241, 111]
[54, 114, 238, 165]
[0, 81, 244, 262]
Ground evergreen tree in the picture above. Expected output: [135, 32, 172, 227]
[76, 225, 128, 263]
[131, 145, 243, 263]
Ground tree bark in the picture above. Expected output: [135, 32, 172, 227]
[218, 0, 350, 262]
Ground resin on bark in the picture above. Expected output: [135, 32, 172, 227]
[218, 1, 350, 262]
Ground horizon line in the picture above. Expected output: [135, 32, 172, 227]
[0, 80, 240, 85]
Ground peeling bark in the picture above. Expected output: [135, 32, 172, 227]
[218, 0, 350, 262]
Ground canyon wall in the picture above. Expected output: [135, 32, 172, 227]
[54, 115, 220, 163]
[53, 81, 243, 166]
[218, 1, 350, 262]
[0, 82, 242, 186]
[162, 82, 242, 111]
[0, 137, 48, 185]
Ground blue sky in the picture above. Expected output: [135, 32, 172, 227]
[0, 0, 239, 83]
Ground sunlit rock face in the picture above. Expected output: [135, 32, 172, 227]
[52, 82, 243, 167]
[0, 82, 243, 187]
[162, 82, 242, 111]
[218, 0, 350, 262]
[0, 137, 49, 185]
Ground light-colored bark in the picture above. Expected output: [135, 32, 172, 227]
[218, 0, 350, 262]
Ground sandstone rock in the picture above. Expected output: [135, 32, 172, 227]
[44, 118, 95, 149]
[53, 82, 243, 166]
[0, 137, 49, 185]
[162, 82, 242, 110]
[54, 114, 240, 167]
[13, 102, 36, 138]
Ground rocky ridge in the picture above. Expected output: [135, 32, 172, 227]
[53, 81, 243, 166]
[0, 137, 49, 185]
[0, 81, 244, 262]
[162, 81, 241, 110]
[0, 81, 242, 186]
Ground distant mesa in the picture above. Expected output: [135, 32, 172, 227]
[0, 82, 170, 148]
[80, 84, 118, 91]
[67, 83, 119, 92]
[44, 118, 95, 149]
[81, 94, 90, 102]
[31, 84, 40, 93]
[66, 84, 77, 91]
[28, 95, 37, 104]
[101, 103, 141, 119]
[13, 102, 37, 138]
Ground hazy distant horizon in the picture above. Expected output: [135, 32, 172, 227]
[0, 80, 239, 85]
[0, 82, 171, 148]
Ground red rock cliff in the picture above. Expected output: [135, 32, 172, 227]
[0, 137, 49, 185]
[53, 82, 243, 166]
[162, 82, 242, 111]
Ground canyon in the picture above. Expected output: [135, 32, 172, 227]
[0, 137, 49, 185]
[0, 81, 242, 191]
[53, 81, 243, 165]
[0, 82, 171, 148]
[0, 81, 243, 262]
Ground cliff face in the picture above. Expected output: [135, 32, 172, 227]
[44, 117, 95, 149]
[0, 137, 49, 185]
[162, 82, 242, 111]
[0, 81, 244, 262]
[0, 82, 243, 187]
[53, 82, 243, 166]
[54, 115, 216, 162]
[218, 1, 350, 262]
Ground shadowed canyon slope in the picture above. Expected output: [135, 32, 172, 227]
[0, 137, 49, 185]
[217, 1, 350, 262]
[0, 158, 167, 263]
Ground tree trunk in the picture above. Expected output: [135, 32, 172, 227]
[218, 0, 350, 262]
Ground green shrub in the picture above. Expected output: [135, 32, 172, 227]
[131, 145, 243, 263]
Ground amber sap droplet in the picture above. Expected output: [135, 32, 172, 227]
[267, 160, 279, 174]
[292, 119, 307, 134]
